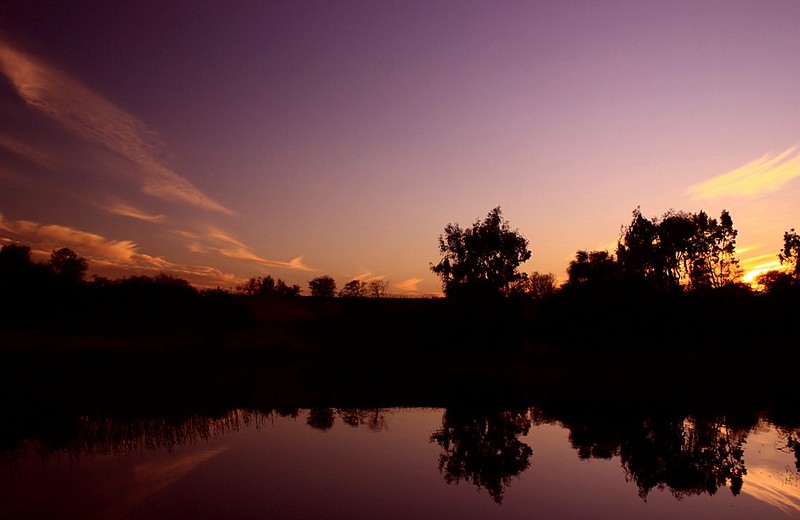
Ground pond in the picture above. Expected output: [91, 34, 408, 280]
[2, 407, 799, 519]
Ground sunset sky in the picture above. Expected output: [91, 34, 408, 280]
[1, 1, 799, 293]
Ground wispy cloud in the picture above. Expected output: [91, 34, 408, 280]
[0, 43, 233, 214]
[738, 250, 784, 285]
[178, 227, 312, 272]
[395, 277, 423, 292]
[352, 271, 386, 282]
[103, 202, 166, 223]
[0, 213, 159, 266]
[688, 146, 800, 200]
[0, 213, 241, 288]
[0, 133, 56, 170]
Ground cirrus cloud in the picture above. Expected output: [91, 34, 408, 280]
[688, 146, 800, 200]
[103, 201, 166, 223]
[0, 42, 233, 214]
[0, 213, 241, 288]
[394, 277, 423, 292]
[176, 227, 312, 272]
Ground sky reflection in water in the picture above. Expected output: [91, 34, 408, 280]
[1, 408, 798, 519]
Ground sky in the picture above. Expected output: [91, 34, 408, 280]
[1, 1, 799, 293]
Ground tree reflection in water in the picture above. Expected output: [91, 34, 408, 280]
[306, 408, 392, 432]
[2, 406, 799, 505]
[619, 417, 748, 499]
[557, 412, 751, 500]
[430, 409, 533, 503]
[776, 426, 800, 471]
[0, 409, 286, 464]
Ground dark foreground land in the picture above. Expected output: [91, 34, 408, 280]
[1, 286, 799, 462]
[2, 287, 799, 403]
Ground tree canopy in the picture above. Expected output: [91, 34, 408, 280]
[339, 279, 368, 298]
[779, 228, 800, 278]
[509, 271, 558, 299]
[431, 207, 531, 298]
[49, 247, 89, 285]
[616, 208, 741, 290]
[566, 250, 619, 287]
[236, 275, 300, 297]
[308, 275, 337, 297]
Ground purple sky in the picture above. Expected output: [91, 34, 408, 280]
[1, 1, 799, 292]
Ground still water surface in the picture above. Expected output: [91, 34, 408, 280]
[1, 408, 799, 519]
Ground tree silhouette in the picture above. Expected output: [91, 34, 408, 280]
[308, 276, 337, 297]
[339, 279, 367, 297]
[430, 409, 533, 503]
[616, 208, 661, 285]
[616, 208, 741, 290]
[756, 269, 795, 293]
[0, 243, 39, 291]
[509, 271, 558, 299]
[236, 275, 300, 297]
[689, 210, 740, 288]
[431, 207, 531, 298]
[0, 243, 34, 273]
[566, 250, 619, 287]
[367, 279, 389, 298]
[48, 248, 88, 285]
[779, 228, 800, 278]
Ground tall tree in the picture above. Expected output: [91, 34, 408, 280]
[690, 210, 740, 288]
[616, 208, 662, 285]
[779, 228, 800, 278]
[617, 208, 741, 290]
[431, 207, 531, 298]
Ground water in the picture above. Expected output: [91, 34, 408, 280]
[1, 408, 799, 519]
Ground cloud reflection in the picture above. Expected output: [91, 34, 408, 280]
[741, 465, 800, 514]
[90, 447, 230, 520]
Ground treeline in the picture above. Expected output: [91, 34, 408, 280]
[432, 206, 800, 298]
[562, 208, 800, 294]
[429, 206, 800, 344]
[550, 208, 800, 339]
[0, 243, 397, 342]
[237, 274, 390, 298]
[1, 204, 799, 346]
[0, 244, 243, 336]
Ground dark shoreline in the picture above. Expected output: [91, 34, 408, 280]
[2, 331, 796, 414]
